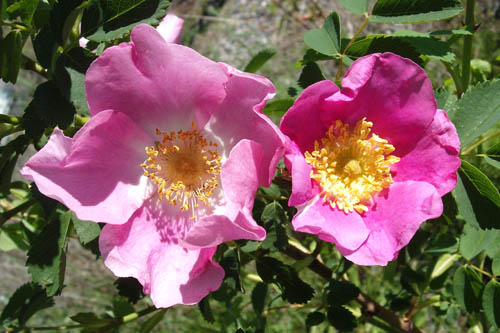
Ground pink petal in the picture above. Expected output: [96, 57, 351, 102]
[323, 53, 436, 155]
[86, 24, 227, 134]
[157, 14, 184, 44]
[292, 197, 370, 252]
[280, 80, 340, 153]
[21, 110, 152, 225]
[79, 37, 89, 48]
[344, 181, 443, 266]
[149, 245, 224, 307]
[99, 204, 224, 308]
[207, 63, 285, 186]
[283, 139, 318, 206]
[182, 139, 267, 248]
[181, 212, 265, 249]
[393, 109, 461, 196]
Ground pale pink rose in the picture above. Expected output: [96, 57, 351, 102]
[22, 24, 285, 307]
[157, 14, 184, 44]
[280, 53, 460, 266]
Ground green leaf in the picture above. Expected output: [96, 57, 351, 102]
[300, 49, 336, 65]
[261, 201, 288, 251]
[33, 25, 56, 69]
[243, 48, 276, 73]
[6, 0, 39, 24]
[451, 80, 500, 148]
[112, 298, 135, 317]
[0, 223, 29, 251]
[485, 234, 500, 259]
[30, 183, 58, 218]
[70, 312, 113, 328]
[345, 35, 423, 66]
[326, 280, 360, 306]
[0, 30, 24, 84]
[425, 233, 458, 254]
[49, 0, 83, 45]
[459, 223, 500, 260]
[212, 248, 241, 302]
[81, 0, 170, 43]
[434, 88, 458, 117]
[430, 253, 460, 279]
[486, 143, 500, 162]
[401, 267, 426, 296]
[198, 297, 214, 323]
[55, 47, 97, 115]
[262, 98, 294, 125]
[483, 280, 500, 328]
[140, 309, 167, 333]
[22, 81, 76, 140]
[306, 311, 325, 327]
[327, 306, 357, 331]
[251, 282, 268, 316]
[430, 29, 472, 36]
[33, 0, 51, 29]
[304, 12, 341, 56]
[392, 30, 455, 62]
[454, 160, 500, 229]
[339, 0, 369, 15]
[0, 135, 28, 195]
[72, 214, 100, 245]
[256, 256, 314, 304]
[493, 257, 500, 276]
[0, 282, 54, 326]
[485, 156, 500, 170]
[370, 0, 463, 24]
[114, 277, 144, 304]
[453, 160, 500, 229]
[26, 211, 71, 296]
[298, 62, 325, 89]
[453, 266, 483, 313]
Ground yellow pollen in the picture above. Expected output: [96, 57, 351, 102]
[141, 123, 221, 218]
[304, 118, 400, 214]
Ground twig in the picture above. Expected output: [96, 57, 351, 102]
[337, 14, 370, 81]
[8, 306, 163, 332]
[0, 198, 36, 228]
[461, 0, 476, 94]
[22, 56, 49, 79]
[282, 245, 423, 332]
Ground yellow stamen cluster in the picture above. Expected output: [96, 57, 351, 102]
[141, 123, 221, 217]
[304, 118, 400, 214]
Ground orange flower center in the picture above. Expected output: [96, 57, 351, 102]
[141, 123, 221, 218]
[304, 118, 400, 214]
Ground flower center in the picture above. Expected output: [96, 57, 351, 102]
[141, 123, 221, 217]
[304, 118, 400, 214]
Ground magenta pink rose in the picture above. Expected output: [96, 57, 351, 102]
[22, 24, 285, 307]
[280, 53, 460, 266]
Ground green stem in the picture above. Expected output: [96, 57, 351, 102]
[10, 306, 162, 332]
[443, 62, 463, 97]
[22, 55, 49, 79]
[0, 114, 21, 125]
[461, 130, 500, 155]
[0, 124, 23, 139]
[0, 20, 30, 32]
[336, 13, 370, 81]
[0, 198, 37, 228]
[282, 245, 423, 333]
[468, 264, 494, 280]
[461, 0, 476, 95]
